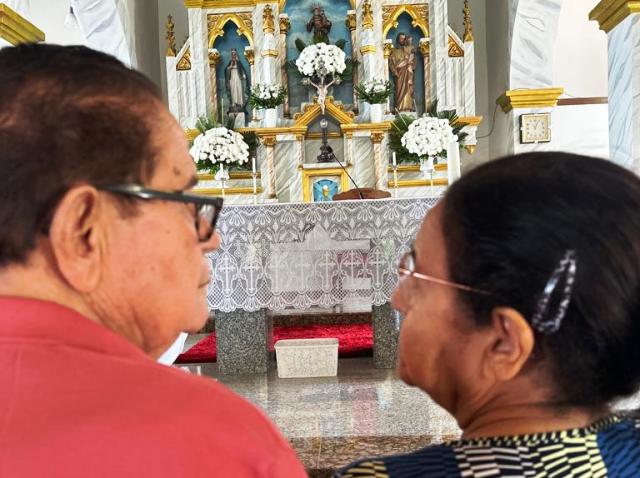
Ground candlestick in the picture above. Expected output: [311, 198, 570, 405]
[252, 156, 256, 174]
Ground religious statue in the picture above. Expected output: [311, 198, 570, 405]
[224, 48, 249, 114]
[389, 33, 416, 112]
[307, 5, 332, 43]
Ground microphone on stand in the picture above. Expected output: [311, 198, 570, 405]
[318, 116, 365, 200]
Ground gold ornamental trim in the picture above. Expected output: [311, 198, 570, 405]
[464, 145, 476, 155]
[176, 47, 192, 70]
[195, 186, 264, 195]
[463, 0, 474, 42]
[207, 13, 254, 48]
[455, 116, 482, 127]
[383, 41, 393, 58]
[382, 4, 429, 38]
[0, 3, 45, 45]
[279, 14, 291, 34]
[302, 167, 350, 203]
[262, 49, 279, 57]
[198, 171, 261, 180]
[497, 88, 564, 113]
[341, 122, 393, 134]
[359, 45, 376, 55]
[362, 0, 374, 30]
[388, 178, 448, 188]
[294, 97, 355, 127]
[345, 11, 357, 31]
[418, 39, 430, 56]
[590, 0, 640, 32]
[209, 49, 221, 66]
[387, 163, 447, 173]
[262, 4, 275, 33]
[187, 0, 353, 8]
[448, 35, 464, 57]
[166, 15, 177, 56]
[244, 47, 255, 65]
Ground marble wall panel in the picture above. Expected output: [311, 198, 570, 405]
[274, 140, 297, 202]
[353, 137, 376, 188]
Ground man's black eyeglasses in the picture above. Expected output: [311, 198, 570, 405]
[99, 184, 223, 242]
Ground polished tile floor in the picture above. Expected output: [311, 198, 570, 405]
[180, 334, 460, 475]
[179, 334, 640, 476]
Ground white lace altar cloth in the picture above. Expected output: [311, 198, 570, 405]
[207, 197, 439, 312]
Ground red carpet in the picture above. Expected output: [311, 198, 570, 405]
[176, 323, 373, 364]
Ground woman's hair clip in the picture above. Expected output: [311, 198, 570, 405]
[531, 249, 577, 334]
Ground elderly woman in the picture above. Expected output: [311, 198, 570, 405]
[336, 152, 640, 477]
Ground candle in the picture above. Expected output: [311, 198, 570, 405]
[252, 156, 256, 174]
[447, 140, 461, 185]
[392, 151, 397, 168]
[220, 163, 224, 177]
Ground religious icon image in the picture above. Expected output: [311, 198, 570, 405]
[224, 48, 249, 114]
[389, 32, 416, 112]
[306, 4, 332, 43]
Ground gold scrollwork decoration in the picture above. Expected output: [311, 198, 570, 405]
[244, 47, 255, 65]
[382, 4, 429, 39]
[207, 13, 254, 48]
[176, 48, 192, 71]
[463, 0, 474, 42]
[208, 49, 221, 66]
[418, 39, 430, 56]
[166, 15, 176, 56]
[383, 40, 393, 59]
[362, 0, 374, 30]
[279, 14, 291, 34]
[448, 35, 464, 58]
[345, 11, 356, 31]
[263, 4, 275, 34]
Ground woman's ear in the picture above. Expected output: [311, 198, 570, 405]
[482, 307, 535, 382]
[47, 185, 103, 293]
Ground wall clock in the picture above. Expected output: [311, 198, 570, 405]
[520, 113, 551, 144]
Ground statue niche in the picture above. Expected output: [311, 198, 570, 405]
[389, 32, 417, 112]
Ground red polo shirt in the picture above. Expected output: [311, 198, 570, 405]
[0, 297, 307, 477]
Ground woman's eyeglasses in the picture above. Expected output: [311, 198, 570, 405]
[98, 184, 223, 242]
[398, 247, 491, 295]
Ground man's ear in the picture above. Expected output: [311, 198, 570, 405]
[482, 307, 535, 383]
[47, 185, 103, 293]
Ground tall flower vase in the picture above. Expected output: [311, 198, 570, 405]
[263, 108, 278, 128]
[369, 103, 383, 123]
[419, 157, 435, 187]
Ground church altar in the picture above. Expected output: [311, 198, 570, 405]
[166, 0, 480, 205]
[207, 196, 438, 373]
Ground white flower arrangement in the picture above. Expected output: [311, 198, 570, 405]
[401, 117, 457, 159]
[248, 83, 286, 109]
[296, 42, 346, 78]
[189, 127, 250, 174]
[355, 78, 392, 104]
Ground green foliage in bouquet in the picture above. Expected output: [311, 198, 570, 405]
[389, 100, 469, 164]
[192, 115, 255, 172]
[248, 84, 287, 110]
[354, 79, 392, 105]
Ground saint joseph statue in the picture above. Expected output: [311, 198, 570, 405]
[389, 33, 416, 112]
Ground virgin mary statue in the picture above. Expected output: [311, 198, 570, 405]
[224, 48, 249, 113]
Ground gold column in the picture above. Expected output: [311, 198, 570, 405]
[362, 0, 374, 30]
[262, 135, 277, 198]
[419, 39, 431, 111]
[345, 11, 358, 114]
[371, 131, 385, 190]
[383, 40, 393, 114]
[279, 14, 291, 117]
[244, 47, 258, 122]
[208, 49, 221, 121]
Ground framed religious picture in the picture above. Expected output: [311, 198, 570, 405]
[301, 167, 349, 203]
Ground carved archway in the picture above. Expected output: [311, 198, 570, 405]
[382, 4, 429, 39]
[207, 13, 254, 48]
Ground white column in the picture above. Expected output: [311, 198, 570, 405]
[244, 47, 258, 122]
[383, 40, 393, 114]
[263, 136, 277, 198]
[279, 14, 291, 117]
[346, 10, 359, 114]
[359, 0, 377, 81]
[260, 3, 278, 84]
[419, 38, 431, 111]
[208, 49, 221, 120]
[371, 131, 385, 190]
[186, 9, 211, 120]
[590, 3, 640, 174]
[428, 0, 448, 105]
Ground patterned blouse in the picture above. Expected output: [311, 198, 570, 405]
[335, 416, 640, 477]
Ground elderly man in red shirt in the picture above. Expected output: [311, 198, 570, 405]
[0, 44, 306, 477]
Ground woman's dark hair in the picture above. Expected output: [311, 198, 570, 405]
[442, 152, 640, 408]
[0, 43, 163, 266]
